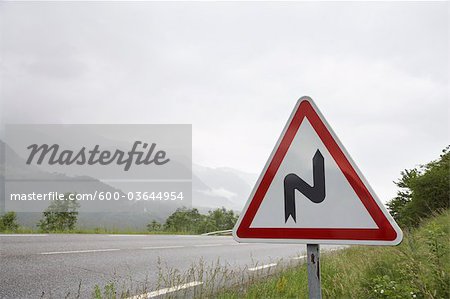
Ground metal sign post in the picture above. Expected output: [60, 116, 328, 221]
[307, 244, 321, 299]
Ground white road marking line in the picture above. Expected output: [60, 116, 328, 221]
[292, 255, 307, 260]
[0, 234, 48, 237]
[40, 248, 120, 255]
[194, 244, 223, 247]
[128, 281, 203, 299]
[248, 263, 277, 271]
[141, 246, 184, 250]
[108, 234, 147, 237]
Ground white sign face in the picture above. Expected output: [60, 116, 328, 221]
[233, 97, 403, 245]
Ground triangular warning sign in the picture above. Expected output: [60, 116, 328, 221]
[233, 97, 403, 245]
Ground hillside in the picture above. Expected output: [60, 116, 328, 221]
[1, 139, 256, 229]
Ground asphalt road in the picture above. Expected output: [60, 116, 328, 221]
[0, 234, 342, 298]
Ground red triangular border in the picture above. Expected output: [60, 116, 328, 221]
[235, 99, 399, 242]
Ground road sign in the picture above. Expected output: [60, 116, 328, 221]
[233, 96, 403, 245]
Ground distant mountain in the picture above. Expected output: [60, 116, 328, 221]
[0, 139, 257, 228]
[0, 139, 182, 227]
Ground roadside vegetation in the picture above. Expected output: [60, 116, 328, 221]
[38, 195, 80, 232]
[214, 146, 449, 298]
[89, 211, 448, 299]
[147, 207, 238, 234]
[87, 146, 449, 299]
[0, 192, 238, 234]
[387, 146, 449, 228]
[216, 210, 449, 299]
[0, 211, 19, 232]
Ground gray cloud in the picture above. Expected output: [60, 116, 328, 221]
[1, 2, 448, 202]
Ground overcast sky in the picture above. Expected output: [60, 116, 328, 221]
[1, 2, 448, 203]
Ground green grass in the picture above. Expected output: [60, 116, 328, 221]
[88, 211, 449, 299]
[216, 211, 450, 299]
[0, 227, 36, 234]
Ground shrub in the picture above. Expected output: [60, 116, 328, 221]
[0, 211, 19, 231]
[388, 146, 449, 228]
[38, 194, 80, 232]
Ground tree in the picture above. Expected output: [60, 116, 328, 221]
[157, 206, 239, 234]
[38, 193, 80, 232]
[0, 211, 19, 231]
[164, 207, 204, 233]
[207, 207, 238, 231]
[387, 146, 449, 228]
[196, 218, 217, 234]
[147, 220, 162, 232]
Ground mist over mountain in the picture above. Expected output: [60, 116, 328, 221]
[192, 164, 256, 210]
[0, 139, 256, 228]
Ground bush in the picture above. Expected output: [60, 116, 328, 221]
[0, 211, 19, 231]
[388, 146, 450, 228]
[147, 220, 162, 232]
[148, 207, 238, 234]
[163, 207, 204, 233]
[38, 194, 80, 232]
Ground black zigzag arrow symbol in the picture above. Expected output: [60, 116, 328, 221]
[283, 149, 326, 223]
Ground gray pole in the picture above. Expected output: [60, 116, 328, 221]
[307, 244, 322, 299]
